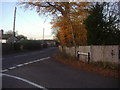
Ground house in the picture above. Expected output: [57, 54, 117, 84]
[0, 29, 7, 43]
[0, 29, 27, 43]
[43, 40, 59, 46]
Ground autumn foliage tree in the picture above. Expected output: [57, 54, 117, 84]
[20, 1, 90, 46]
[50, 2, 89, 46]
[51, 11, 88, 46]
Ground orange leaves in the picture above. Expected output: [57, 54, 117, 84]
[52, 16, 88, 46]
[72, 24, 87, 45]
[50, 2, 90, 46]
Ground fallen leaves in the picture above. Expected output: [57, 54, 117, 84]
[52, 52, 120, 80]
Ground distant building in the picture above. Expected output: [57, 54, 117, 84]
[44, 40, 59, 46]
[0, 29, 27, 43]
[0, 29, 7, 43]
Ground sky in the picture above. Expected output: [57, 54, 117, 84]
[0, 1, 54, 40]
[0, 0, 119, 40]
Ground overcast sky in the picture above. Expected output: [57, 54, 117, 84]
[0, 1, 54, 40]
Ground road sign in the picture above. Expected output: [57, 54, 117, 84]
[77, 51, 90, 64]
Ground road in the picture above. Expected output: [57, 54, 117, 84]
[2, 47, 119, 88]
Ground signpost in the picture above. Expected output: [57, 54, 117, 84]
[77, 51, 90, 64]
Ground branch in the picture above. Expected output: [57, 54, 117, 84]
[47, 2, 64, 15]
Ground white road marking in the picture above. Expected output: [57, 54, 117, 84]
[17, 64, 24, 67]
[40, 57, 50, 61]
[27, 61, 34, 64]
[26, 57, 50, 64]
[23, 62, 29, 65]
[2, 69, 8, 72]
[2, 57, 50, 73]
[2, 73, 47, 89]
[9, 67, 16, 70]
[32, 60, 39, 63]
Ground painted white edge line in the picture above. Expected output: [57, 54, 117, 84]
[9, 67, 16, 70]
[23, 62, 29, 65]
[2, 57, 50, 73]
[2, 73, 47, 89]
[27, 61, 34, 64]
[40, 57, 50, 61]
[1, 69, 8, 72]
[17, 64, 24, 67]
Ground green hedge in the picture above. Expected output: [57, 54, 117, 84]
[19, 40, 42, 50]
[2, 43, 14, 54]
[2, 40, 48, 54]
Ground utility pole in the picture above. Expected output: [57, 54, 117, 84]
[42, 19, 46, 44]
[12, 7, 17, 44]
[43, 27, 44, 44]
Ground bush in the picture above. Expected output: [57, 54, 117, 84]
[14, 43, 21, 50]
[2, 43, 14, 54]
[19, 40, 42, 50]
[2, 40, 48, 54]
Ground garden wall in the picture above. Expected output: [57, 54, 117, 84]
[59, 45, 120, 63]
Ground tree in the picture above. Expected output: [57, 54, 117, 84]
[84, 2, 120, 45]
[51, 12, 88, 46]
[5, 30, 18, 36]
[102, 2, 120, 44]
[16, 35, 27, 40]
[20, 1, 90, 46]
[5, 30, 27, 41]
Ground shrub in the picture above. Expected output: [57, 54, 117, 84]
[2, 43, 14, 54]
[2, 40, 46, 54]
[19, 40, 42, 50]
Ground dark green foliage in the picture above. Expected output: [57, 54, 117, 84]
[84, 3, 120, 45]
[19, 40, 42, 50]
[2, 40, 48, 54]
[2, 43, 14, 54]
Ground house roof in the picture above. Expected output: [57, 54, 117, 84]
[2, 34, 12, 39]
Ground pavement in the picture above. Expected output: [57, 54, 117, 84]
[2, 47, 119, 88]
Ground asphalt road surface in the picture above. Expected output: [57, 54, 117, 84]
[2, 47, 119, 88]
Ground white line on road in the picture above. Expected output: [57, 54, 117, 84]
[9, 67, 16, 70]
[23, 62, 29, 65]
[2, 73, 47, 89]
[2, 69, 8, 72]
[40, 57, 50, 61]
[2, 57, 50, 73]
[31, 60, 40, 63]
[17, 64, 24, 67]
[27, 61, 34, 64]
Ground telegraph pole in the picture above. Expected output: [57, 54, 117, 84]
[12, 7, 17, 44]
[42, 19, 46, 44]
[43, 27, 44, 43]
